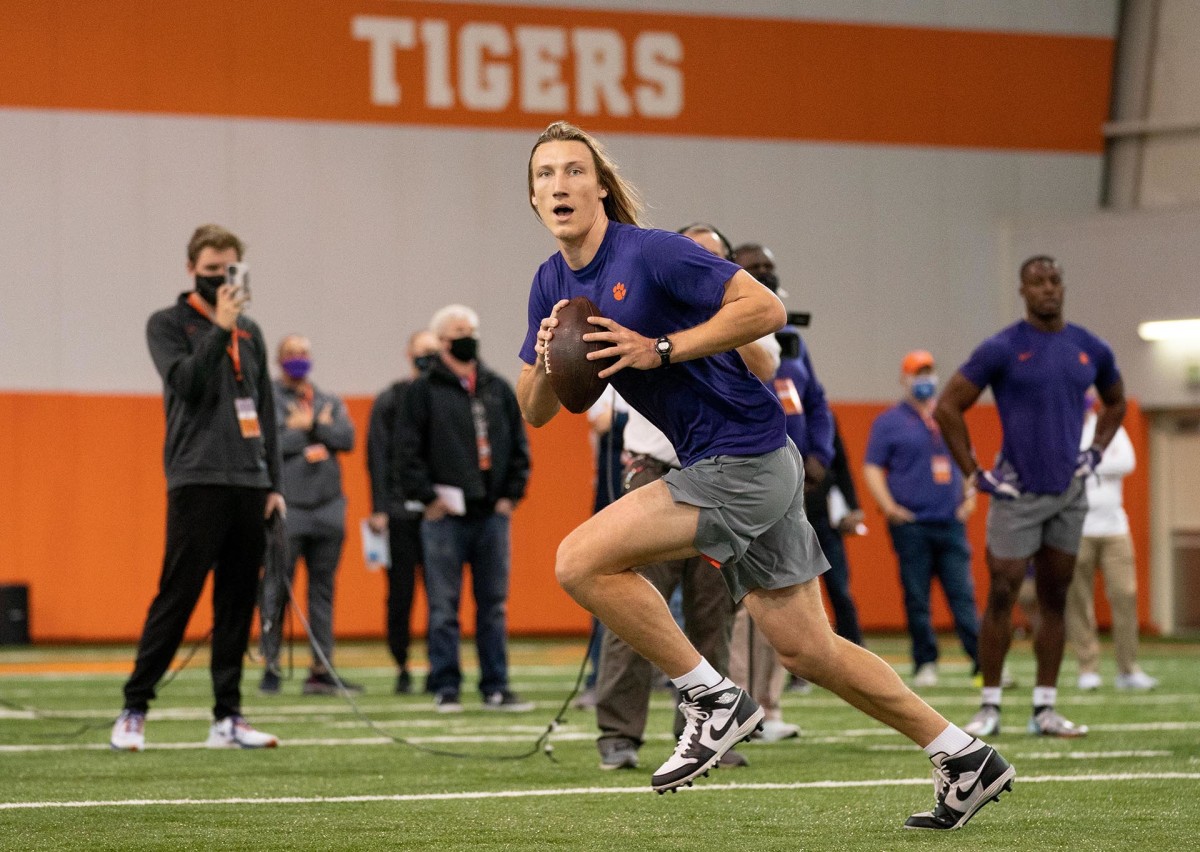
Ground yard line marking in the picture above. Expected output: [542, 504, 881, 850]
[2, 773, 1198, 810]
[866, 745, 1172, 759]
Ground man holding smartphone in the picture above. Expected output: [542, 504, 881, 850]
[111, 224, 284, 751]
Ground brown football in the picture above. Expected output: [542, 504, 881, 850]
[545, 296, 614, 414]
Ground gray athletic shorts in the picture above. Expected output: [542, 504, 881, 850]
[662, 440, 830, 603]
[986, 477, 1088, 559]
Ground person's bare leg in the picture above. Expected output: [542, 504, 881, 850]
[978, 552, 1028, 686]
[555, 480, 706, 679]
[1031, 545, 1076, 687]
[744, 580, 947, 746]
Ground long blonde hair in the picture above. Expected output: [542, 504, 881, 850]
[527, 121, 644, 227]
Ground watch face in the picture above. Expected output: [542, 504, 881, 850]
[656, 338, 671, 353]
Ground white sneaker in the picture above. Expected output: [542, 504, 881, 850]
[110, 709, 146, 751]
[204, 715, 279, 749]
[913, 663, 939, 688]
[1115, 670, 1159, 691]
[963, 705, 1000, 737]
[1077, 672, 1102, 691]
[1027, 707, 1087, 738]
[754, 718, 801, 743]
[651, 678, 764, 793]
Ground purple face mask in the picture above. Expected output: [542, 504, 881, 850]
[281, 357, 311, 380]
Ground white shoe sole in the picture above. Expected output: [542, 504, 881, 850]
[652, 706, 765, 794]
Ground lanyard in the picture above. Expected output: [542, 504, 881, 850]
[187, 293, 243, 382]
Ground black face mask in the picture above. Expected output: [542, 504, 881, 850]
[757, 271, 781, 294]
[448, 336, 479, 363]
[414, 354, 438, 373]
[194, 273, 225, 305]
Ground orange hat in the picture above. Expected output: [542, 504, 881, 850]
[901, 350, 935, 375]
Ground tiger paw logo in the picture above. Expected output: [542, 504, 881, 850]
[612, 282, 627, 301]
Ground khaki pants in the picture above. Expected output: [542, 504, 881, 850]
[1066, 533, 1139, 675]
[728, 606, 787, 721]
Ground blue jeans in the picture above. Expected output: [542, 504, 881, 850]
[811, 510, 863, 645]
[888, 520, 980, 671]
[421, 513, 512, 696]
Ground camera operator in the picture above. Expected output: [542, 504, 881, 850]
[111, 224, 284, 751]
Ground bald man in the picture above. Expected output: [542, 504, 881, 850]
[259, 334, 358, 697]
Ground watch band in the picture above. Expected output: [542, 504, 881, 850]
[655, 335, 672, 367]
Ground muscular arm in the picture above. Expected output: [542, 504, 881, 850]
[587, 270, 785, 378]
[933, 372, 985, 475]
[516, 361, 562, 427]
[1092, 378, 1127, 451]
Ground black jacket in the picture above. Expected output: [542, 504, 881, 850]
[367, 379, 418, 519]
[146, 293, 280, 491]
[395, 360, 530, 513]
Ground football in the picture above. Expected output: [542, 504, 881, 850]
[545, 296, 614, 414]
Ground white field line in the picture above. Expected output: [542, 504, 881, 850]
[4, 718, 1199, 753]
[2, 773, 1199, 811]
[866, 745, 1172, 759]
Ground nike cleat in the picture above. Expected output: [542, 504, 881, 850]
[905, 739, 1016, 830]
[963, 704, 1001, 737]
[1027, 708, 1088, 738]
[651, 678, 764, 794]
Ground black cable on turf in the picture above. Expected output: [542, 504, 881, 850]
[266, 514, 593, 762]
[5, 629, 213, 740]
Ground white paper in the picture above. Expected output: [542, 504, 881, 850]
[433, 484, 467, 516]
[360, 518, 390, 570]
[827, 485, 849, 527]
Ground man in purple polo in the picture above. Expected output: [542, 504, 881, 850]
[935, 256, 1126, 738]
[864, 350, 979, 688]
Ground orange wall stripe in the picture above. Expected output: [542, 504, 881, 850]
[0, 391, 1151, 642]
[0, 1, 1111, 151]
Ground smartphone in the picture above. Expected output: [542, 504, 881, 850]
[227, 262, 251, 302]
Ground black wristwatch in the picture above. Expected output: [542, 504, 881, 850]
[654, 335, 673, 368]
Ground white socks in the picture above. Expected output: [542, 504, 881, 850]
[924, 724, 975, 761]
[672, 658, 722, 698]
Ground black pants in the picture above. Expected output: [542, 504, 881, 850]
[123, 484, 267, 719]
[385, 515, 424, 675]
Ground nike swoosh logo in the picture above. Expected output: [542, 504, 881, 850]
[707, 695, 741, 741]
[952, 753, 992, 804]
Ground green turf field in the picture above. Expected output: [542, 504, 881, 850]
[1, 636, 1197, 851]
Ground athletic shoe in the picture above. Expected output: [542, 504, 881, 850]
[1027, 707, 1088, 738]
[963, 705, 1001, 737]
[302, 672, 364, 696]
[204, 715, 279, 749]
[598, 738, 640, 770]
[258, 668, 282, 696]
[395, 670, 412, 695]
[913, 663, 939, 688]
[651, 677, 764, 794]
[1077, 672, 1102, 691]
[110, 709, 146, 751]
[754, 718, 801, 743]
[904, 739, 1016, 830]
[482, 690, 534, 712]
[434, 691, 463, 714]
[1115, 670, 1159, 691]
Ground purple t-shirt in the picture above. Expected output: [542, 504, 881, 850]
[865, 402, 962, 522]
[519, 222, 785, 467]
[958, 320, 1120, 495]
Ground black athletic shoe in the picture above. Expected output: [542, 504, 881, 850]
[302, 672, 364, 696]
[651, 677, 764, 793]
[905, 739, 1016, 830]
[395, 670, 412, 695]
